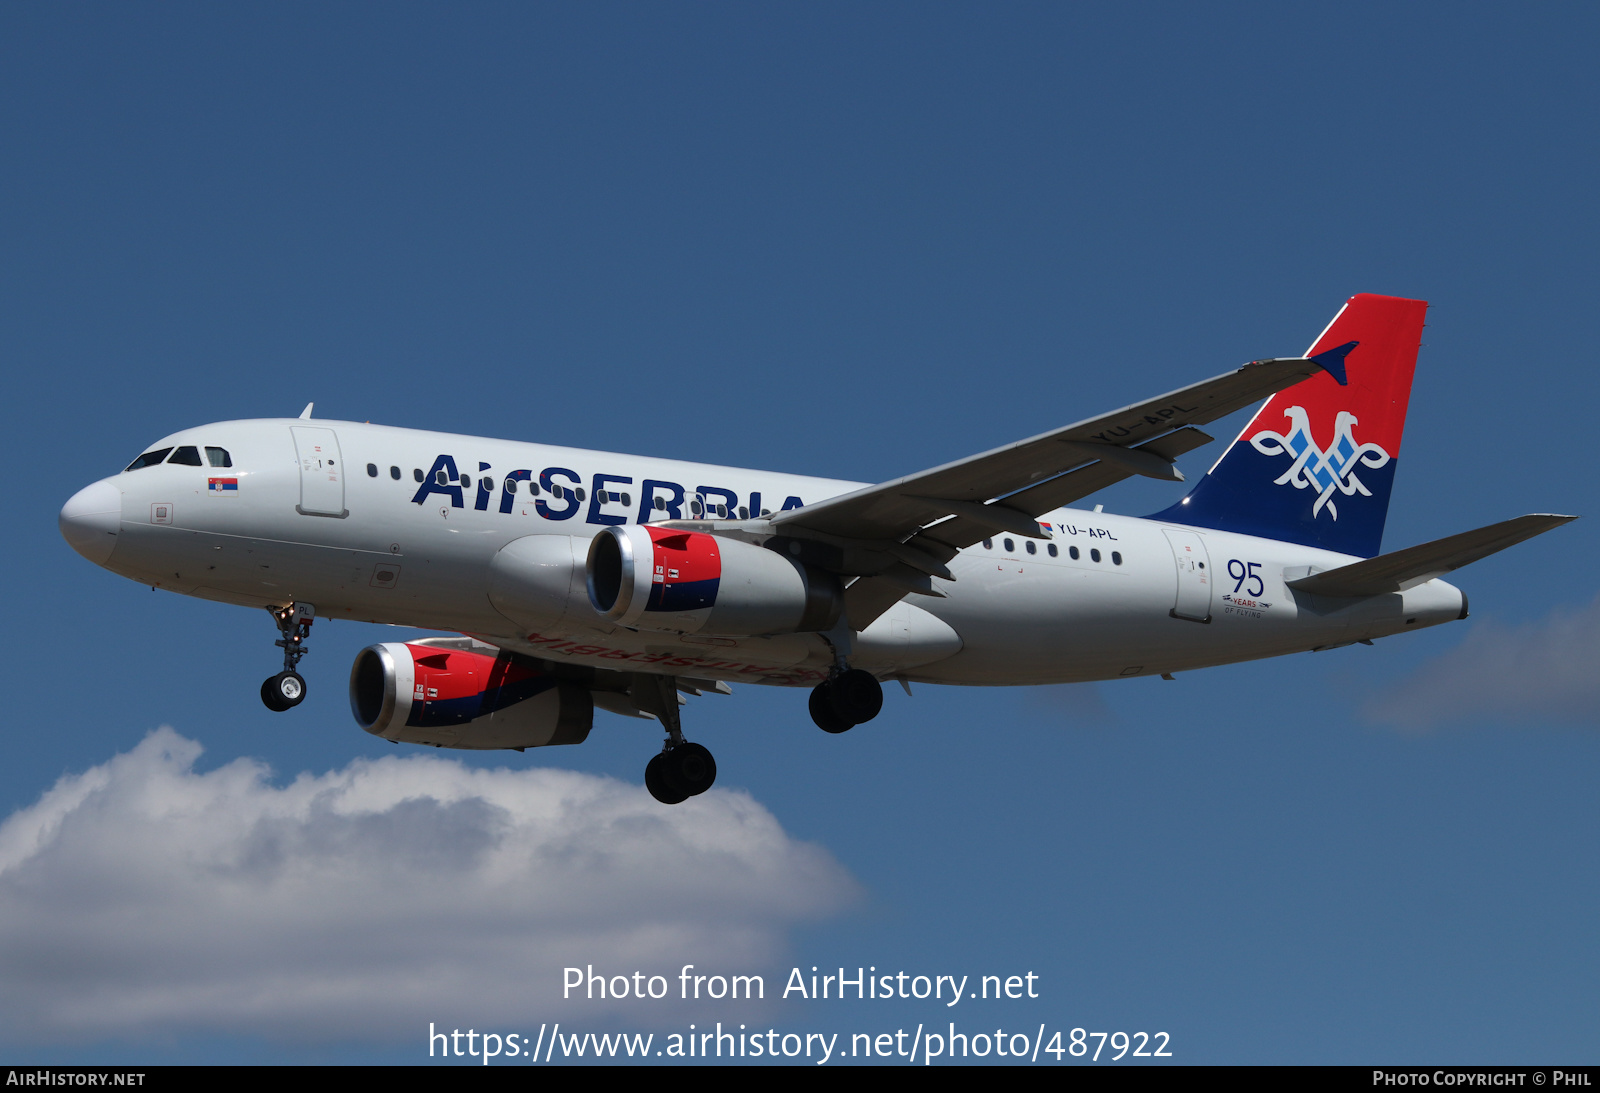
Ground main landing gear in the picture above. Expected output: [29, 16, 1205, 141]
[638, 675, 717, 805]
[260, 602, 314, 712]
[808, 622, 884, 733]
[808, 668, 884, 733]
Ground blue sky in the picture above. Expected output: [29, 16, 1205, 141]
[3, 2, 1596, 1064]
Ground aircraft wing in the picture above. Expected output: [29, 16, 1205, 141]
[773, 355, 1335, 547]
[765, 354, 1344, 626]
[1286, 514, 1578, 598]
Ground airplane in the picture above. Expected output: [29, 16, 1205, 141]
[59, 294, 1574, 803]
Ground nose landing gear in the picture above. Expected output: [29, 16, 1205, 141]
[260, 603, 314, 712]
[636, 675, 717, 804]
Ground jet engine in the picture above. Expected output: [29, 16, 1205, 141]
[349, 640, 592, 749]
[586, 525, 842, 637]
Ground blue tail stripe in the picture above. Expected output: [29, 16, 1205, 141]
[1147, 449, 1396, 558]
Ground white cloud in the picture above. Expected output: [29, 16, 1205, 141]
[1363, 594, 1600, 729]
[0, 729, 858, 1042]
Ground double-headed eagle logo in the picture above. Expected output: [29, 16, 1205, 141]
[1248, 407, 1391, 520]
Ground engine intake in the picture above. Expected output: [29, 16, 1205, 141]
[587, 525, 841, 637]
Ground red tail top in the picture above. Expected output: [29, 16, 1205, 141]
[1152, 293, 1428, 558]
[1279, 293, 1427, 457]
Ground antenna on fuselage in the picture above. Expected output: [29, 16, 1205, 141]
[298, 403, 314, 419]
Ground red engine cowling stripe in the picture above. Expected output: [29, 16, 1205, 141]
[644, 527, 721, 613]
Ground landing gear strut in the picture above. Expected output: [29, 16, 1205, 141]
[260, 603, 313, 712]
[636, 675, 717, 804]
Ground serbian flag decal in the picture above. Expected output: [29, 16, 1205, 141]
[208, 477, 239, 495]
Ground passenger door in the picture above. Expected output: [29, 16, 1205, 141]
[291, 427, 346, 517]
[1163, 528, 1212, 622]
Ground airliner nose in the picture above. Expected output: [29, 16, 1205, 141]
[60, 479, 123, 566]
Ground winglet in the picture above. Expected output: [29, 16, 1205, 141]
[1309, 340, 1357, 386]
[298, 402, 314, 419]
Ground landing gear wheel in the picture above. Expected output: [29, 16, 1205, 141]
[827, 669, 883, 725]
[261, 671, 306, 712]
[645, 753, 689, 805]
[809, 681, 855, 734]
[261, 677, 287, 712]
[665, 742, 717, 797]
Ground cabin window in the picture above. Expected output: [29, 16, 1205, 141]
[1091, 548, 1102, 563]
[1047, 543, 1058, 557]
[1025, 541, 1036, 555]
[436, 470, 448, 485]
[982, 539, 992, 549]
[1002, 538, 1015, 552]
[167, 446, 203, 466]
[1069, 545, 1080, 560]
[1112, 551, 1123, 565]
[366, 464, 378, 477]
[390, 466, 400, 480]
[414, 468, 423, 482]
[654, 497, 666, 511]
[205, 447, 232, 468]
[460, 475, 472, 488]
[125, 448, 173, 471]
[482, 477, 494, 492]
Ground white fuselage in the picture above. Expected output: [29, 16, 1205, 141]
[73, 417, 1466, 689]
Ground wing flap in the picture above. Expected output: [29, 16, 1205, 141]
[917, 427, 1214, 552]
[1287, 514, 1577, 598]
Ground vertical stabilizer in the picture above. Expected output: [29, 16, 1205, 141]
[1147, 293, 1427, 558]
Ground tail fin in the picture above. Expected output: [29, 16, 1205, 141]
[1147, 293, 1427, 558]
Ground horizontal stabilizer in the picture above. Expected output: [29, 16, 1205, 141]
[1287, 514, 1577, 598]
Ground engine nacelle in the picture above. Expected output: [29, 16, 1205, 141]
[349, 641, 593, 750]
[586, 525, 842, 637]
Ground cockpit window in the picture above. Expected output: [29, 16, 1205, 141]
[206, 447, 232, 468]
[125, 448, 173, 471]
[167, 446, 203, 466]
